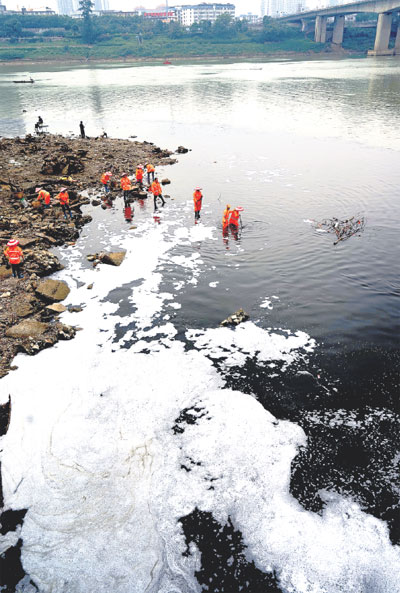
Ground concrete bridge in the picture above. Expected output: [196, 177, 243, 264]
[279, 0, 400, 55]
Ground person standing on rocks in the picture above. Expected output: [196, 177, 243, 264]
[135, 165, 144, 189]
[4, 239, 24, 279]
[100, 171, 112, 194]
[57, 188, 73, 220]
[146, 163, 155, 186]
[150, 178, 165, 211]
[120, 173, 132, 205]
[79, 121, 85, 139]
[37, 187, 51, 209]
[193, 187, 203, 221]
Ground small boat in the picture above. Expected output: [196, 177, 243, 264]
[163, 60, 172, 65]
[13, 77, 35, 84]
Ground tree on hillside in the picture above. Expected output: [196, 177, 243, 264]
[79, 0, 95, 43]
[190, 19, 212, 37]
[4, 19, 22, 42]
[213, 13, 234, 39]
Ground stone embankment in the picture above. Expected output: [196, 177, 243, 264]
[0, 133, 180, 378]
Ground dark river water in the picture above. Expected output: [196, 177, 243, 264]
[0, 58, 399, 593]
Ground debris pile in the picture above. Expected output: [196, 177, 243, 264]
[220, 308, 249, 327]
[310, 216, 365, 245]
[41, 148, 87, 175]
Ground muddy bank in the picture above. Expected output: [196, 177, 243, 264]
[0, 48, 362, 67]
[0, 133, 178, 379]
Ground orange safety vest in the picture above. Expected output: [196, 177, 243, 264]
[150, 181, 162, 196]
[101, 173, 111, 185]
[58, 191, 69, 205]
[4, 245, 23, 265]
[229, 210, 240, 227]
[146, 164, 155, 173]
[136, 168, 143, 181]
[193, 191, 202, 212]
[120, 176, 132, 191]
[222, 208, 230, 228]
[38, 190, 51, 205]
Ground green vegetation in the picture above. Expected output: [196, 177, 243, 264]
[0, 12, 375, 62]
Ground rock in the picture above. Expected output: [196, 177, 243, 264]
[36, 279, 70, 302]
[18, 237, 37, 247]
[91, 199, 101, 206]
[68, 305, 83, 313]
[176, 146, 189, 154]
[87, 283, 93, 290]
[129, 225, 137, 230]
[35, 233, 57, 244]
[17, 302, 35, 318]
[46, 303, 67, 314]
[220, 308, 249, 327]
[99, 251, 126, 266]
[1, 292, 11, 298]
[161, 178, 171, 185]
[0, 266, 12, 280]
[6, 319, 48, 339]
[86, 254, 97, 262]
[56, 324, 76, 340]
[24, 249, 62, 277]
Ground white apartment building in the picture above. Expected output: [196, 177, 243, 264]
[176, 3, 235, 26]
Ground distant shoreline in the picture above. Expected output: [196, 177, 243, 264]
[0, 49, 362, 67]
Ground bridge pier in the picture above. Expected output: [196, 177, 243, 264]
[394, 21, 400, 54]
[332, 15, 345, 45]
[368, 12, 394, 55]
[315, 15, 327, 43]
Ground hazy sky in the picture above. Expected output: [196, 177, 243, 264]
[3, 0, 267, 16]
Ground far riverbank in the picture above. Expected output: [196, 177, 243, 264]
[0, 48, 366, 68]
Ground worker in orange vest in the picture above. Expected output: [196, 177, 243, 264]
[56, 188, 73, 219]
[135, 165, 144, 188]
[229, 208, 240, 229]
[222, 204, 230, 230]
[37, 187, 51, 208]
[4, 239, 24, 278]
[150, 178, 165, 211]
[120, 173, 132, 204]
[101, 171, 112, 194]
[146, 163, 155, 185]
[193, 187, 203, 220]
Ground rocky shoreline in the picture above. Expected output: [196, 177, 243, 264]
[0, 133, 182, 589]
[0, 133, 179, 380]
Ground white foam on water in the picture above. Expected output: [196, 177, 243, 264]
[260, 297, 273, 309]
[0, 205, 399, 593]
[186, 321, 316, 369]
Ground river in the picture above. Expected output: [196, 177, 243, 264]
[0, 57, 399, 592]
